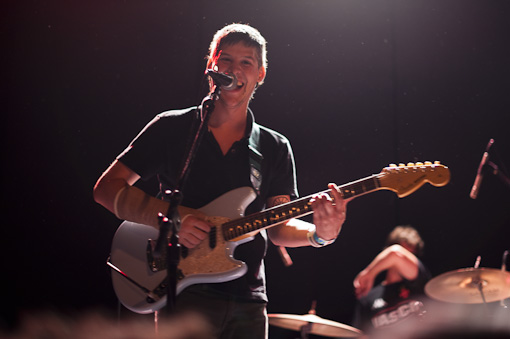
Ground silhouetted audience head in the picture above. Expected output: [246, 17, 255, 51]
[1, 309, 214, 339]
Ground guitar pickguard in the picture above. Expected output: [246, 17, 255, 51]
[110, 187, 257, 314]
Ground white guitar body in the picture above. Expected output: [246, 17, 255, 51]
[110, 187, 257, 314]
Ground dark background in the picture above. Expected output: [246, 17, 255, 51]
[4, 0, 510, 336]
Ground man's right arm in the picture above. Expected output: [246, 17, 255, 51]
[94, 160, 140, 212]
[93, 160, 169, 228]
[93, 159, 210, 247]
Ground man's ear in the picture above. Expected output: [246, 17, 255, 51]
[258, 66, 266, 84]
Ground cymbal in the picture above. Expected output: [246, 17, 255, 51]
[268, 313, 363, 338]
[425, 268, 510, 304]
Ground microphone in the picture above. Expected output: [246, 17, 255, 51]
[206, 69, 237, 91]
[470, 138, 494, 199]
[470, 152, 489, 199]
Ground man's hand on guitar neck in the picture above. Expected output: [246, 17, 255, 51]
[310, 183, 347, 242]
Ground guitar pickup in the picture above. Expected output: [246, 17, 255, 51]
[209, 226, 217, 249]
[146, 227, 217, 272]
[146, 239, 190, 271]
[146, 239, 166, 272]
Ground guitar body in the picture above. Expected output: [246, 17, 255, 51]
[110, 186, 257, 314]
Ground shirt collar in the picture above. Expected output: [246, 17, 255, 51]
[243, 107, 255, 140]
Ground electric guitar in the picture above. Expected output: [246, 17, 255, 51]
[108, 161, 450, 314]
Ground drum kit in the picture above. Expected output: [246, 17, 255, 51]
[268, 253, 510, 338]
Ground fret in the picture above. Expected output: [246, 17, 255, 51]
[222, 175, 381, 241]
[339, 175, 379, 199]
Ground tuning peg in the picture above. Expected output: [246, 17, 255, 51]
[389, 163, 397, 168]
[416, 162, 424, 166]
[424, 161, 432, 165]
[434, 161, 441, 165]
[407, 162, 415, 167]
[399, 163, 405, 167]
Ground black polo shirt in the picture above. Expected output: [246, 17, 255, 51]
[118, 106, 298, 301]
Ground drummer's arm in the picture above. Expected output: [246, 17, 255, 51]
[354, 244, 419, 298]
[367, 244, 419, 280]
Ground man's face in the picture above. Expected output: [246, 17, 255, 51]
[212, 42, 266, 108]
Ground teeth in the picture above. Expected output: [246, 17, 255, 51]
[237, 82, 244, 87]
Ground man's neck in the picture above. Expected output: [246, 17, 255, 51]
[208, 100, 248, 133]
[208, 101, 248, 155]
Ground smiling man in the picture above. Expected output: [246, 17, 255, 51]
[94, 23, 348, 339]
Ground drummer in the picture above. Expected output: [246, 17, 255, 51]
[352, 225, 431, 333]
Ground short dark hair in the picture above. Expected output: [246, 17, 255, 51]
[385, 225, 425, 257]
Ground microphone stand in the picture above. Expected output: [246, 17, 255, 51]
[152, 84, 222, 317]
[501, 250, 509, 309]
[483, 138, 510, 190]
[485, 160, 510, 189]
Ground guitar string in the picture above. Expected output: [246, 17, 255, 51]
[221, 173, 384, 240]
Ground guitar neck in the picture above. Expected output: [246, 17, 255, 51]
[222, 173, 382, 241]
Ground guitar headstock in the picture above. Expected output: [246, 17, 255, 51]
[378, 161, 450, 198]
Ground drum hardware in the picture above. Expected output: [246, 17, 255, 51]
[500, 250, 508, 309]
[268, 300, 363, 338]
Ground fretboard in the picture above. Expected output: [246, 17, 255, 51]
[222, 174, 382, 240]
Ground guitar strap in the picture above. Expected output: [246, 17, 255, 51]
[248, 123, 293, 265]
[248, 123, 263, 195]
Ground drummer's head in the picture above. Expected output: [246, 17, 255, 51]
[385, 225, 424, 257]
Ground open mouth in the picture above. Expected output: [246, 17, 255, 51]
[222, 80, 244, 91]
